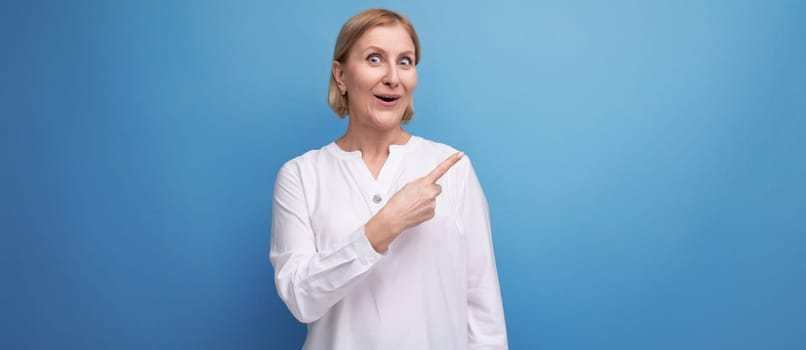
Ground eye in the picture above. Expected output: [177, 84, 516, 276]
[399, 56, 413, 67]
[367, 54, 382, 65]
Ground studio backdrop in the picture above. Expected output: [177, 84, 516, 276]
[3, 0, 804, 349]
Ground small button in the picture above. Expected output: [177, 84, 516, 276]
[372, 194, 382, 203]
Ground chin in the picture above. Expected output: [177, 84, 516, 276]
[369, 110, 406, 128]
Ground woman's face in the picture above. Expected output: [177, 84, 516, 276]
[333, 23, 418, 130]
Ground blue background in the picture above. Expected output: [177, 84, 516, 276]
[2, 0, 804, 349]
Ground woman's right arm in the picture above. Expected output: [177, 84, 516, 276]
[270, 152, 463, 323]
[269, 161, 385, 323]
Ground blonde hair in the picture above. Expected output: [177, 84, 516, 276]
[328, 8, 421, 123]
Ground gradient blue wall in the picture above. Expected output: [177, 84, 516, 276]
[2, 0, 804, 349]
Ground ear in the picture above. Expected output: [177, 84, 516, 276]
[332, 61, 347, 94]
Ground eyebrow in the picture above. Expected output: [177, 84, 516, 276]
[361, 45, 415, 57]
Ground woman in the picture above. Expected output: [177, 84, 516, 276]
[270, 8, 508, 349]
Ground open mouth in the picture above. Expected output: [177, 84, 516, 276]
[375, 95, 400, 103]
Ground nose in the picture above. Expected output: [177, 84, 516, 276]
[382, 63, 400, 88]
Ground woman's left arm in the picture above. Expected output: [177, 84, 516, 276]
[459, 157, 509, 349]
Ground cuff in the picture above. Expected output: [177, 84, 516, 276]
[350, 227, 386, 261]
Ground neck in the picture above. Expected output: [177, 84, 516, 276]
[336, 124, 411, 159]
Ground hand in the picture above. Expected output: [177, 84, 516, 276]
[365, 152, 464, 252]
[384, 151, 464, 230]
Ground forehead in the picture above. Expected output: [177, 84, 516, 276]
[354, 24, 415, 53]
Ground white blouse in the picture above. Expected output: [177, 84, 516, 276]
[270, 135, 508, 350]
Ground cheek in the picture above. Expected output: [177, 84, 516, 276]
[355, 66, 385, 87]
[403, 70, 418, 92]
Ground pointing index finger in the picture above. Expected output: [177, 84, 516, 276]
[425, 151, 464, 183]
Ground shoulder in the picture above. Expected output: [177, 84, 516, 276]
[279, 148, 319, 171]
[411, 135, 475, 180]
[275, 144, 334, 183]
[414, 135, 459, 156]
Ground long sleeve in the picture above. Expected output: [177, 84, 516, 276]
[459, 158, 509, 349]
[269, 161, 384, 323]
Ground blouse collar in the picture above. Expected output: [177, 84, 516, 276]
[325, 135, 420, 160]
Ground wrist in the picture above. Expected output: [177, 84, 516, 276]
[365, 209, 401, 253]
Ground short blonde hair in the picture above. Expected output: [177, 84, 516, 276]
[328, 8, 421, 124]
